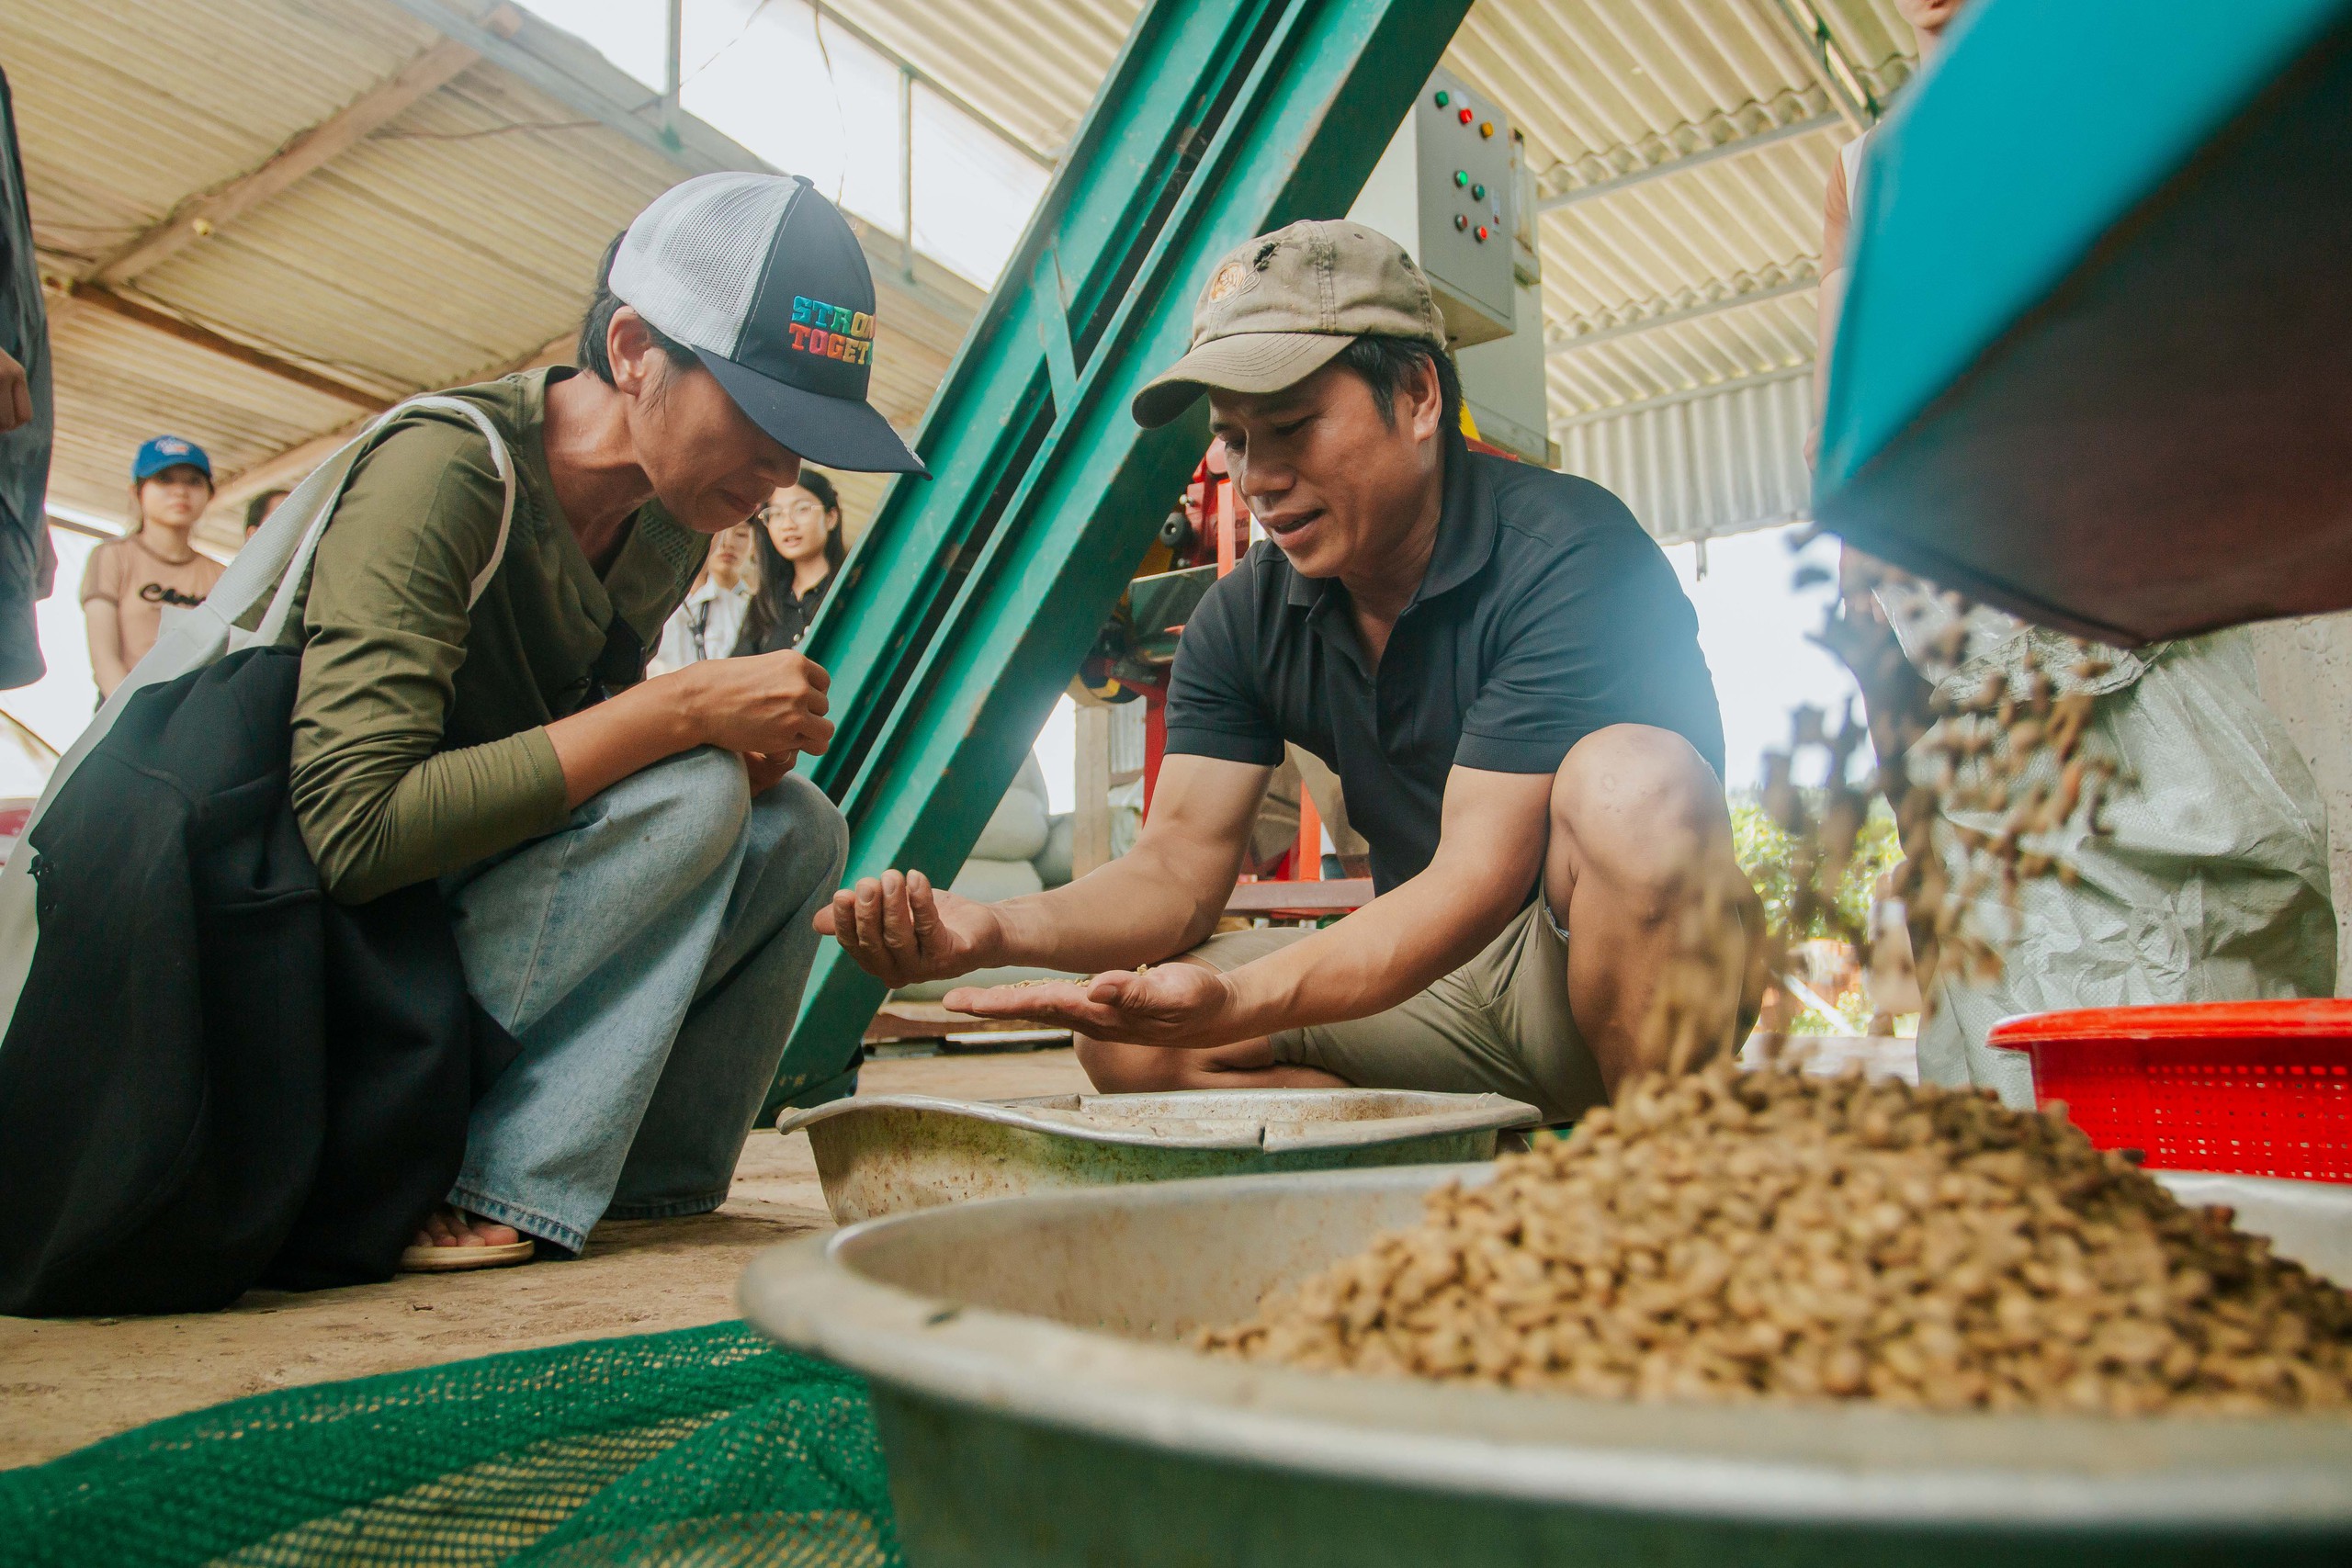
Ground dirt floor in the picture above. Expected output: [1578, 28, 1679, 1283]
[0, 1047, 1092, 1470]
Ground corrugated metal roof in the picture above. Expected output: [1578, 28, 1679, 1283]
[16, 0, 981, 549]
[1555, 366, 1814, 542]
[18, 0, 1923, 548]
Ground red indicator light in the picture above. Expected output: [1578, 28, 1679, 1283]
[1475, 225, 1489, 242]
[1453, 213, 1467, 231]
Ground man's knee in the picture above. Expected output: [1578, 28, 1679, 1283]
[1551, 725, 1729, 907]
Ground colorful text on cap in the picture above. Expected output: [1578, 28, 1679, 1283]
[789, 296, 875, 367]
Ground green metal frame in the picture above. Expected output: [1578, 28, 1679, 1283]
[764, 0, 1472, 1114]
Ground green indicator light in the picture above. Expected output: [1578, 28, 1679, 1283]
[1471, 183, 1485, 200]
[1453, 169, 1467, 186]
[1433, 90, 1449, 107]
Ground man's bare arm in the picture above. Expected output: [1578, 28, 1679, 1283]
[946, 764, 1552, 1046]
[817, 752, 1272, 987]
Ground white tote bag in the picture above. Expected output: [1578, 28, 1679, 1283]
[0, 396, 516, 1037]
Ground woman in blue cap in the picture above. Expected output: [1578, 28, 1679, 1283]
[82, 435, 223, 699]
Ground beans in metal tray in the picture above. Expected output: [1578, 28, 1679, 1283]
[1201, 1061, 2352, 1416]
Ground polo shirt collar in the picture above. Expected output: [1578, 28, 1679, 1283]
[1280, 430, 1497, 619]
[1412, 431, 1498, 605]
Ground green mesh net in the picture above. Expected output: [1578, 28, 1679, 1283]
[0, 1321, 905, 1567]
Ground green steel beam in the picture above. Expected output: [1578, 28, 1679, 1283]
[763, 0, 1472, 1113]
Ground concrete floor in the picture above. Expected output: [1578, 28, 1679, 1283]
[0, 1048, 1093, 1470]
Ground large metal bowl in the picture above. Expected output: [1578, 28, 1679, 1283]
[742, 1165, 2352, 1566]
[773, 1088, 1540, 1223]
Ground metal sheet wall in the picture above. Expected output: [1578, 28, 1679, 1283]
[1555, 368, 1813, 543]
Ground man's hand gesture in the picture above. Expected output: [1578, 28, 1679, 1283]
[815, 868, 1004, 988]
[944, 961, 1239, 1046]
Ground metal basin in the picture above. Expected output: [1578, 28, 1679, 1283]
[742, 1165, 2352, 1566]
[773, 1088, 1540, 1224]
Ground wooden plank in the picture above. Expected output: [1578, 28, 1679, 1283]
[1224, 878, 1374, 916]
[90, 12, 520, 287]
[62, 282, 393, 410]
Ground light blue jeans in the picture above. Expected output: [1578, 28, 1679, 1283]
[438, 747, 847, 1252]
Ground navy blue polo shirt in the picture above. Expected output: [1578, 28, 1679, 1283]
[1163, 434, 1724, 896]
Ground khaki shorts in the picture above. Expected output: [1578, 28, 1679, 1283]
[1186, 900, 1604, 1124]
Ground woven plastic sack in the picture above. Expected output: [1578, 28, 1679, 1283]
[0, 1321, 902, 1567]
[1883, 611, 2337, 1109]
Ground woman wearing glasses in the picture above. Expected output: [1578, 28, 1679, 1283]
[737, 468, 845, 655]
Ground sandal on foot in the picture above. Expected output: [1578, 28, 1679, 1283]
[399, 1237, 537, 1272]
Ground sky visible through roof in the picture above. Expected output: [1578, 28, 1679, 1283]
[514, 0, 1049, 288]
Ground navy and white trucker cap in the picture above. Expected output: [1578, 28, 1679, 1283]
[610, 172, 927, 477]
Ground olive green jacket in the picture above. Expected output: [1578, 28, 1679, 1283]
[285, 369, 707, 904]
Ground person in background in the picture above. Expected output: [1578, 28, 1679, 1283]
[244, 489, 290, 538]
[83, 436, 225, 700]
[650, 518, 757, 672]
[735, 468, 844, 654]
[1813, 0, 1963, 441]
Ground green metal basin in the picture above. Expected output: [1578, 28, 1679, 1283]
[774, 1088, 1540, 1224]
[741, 1165, 2352, 1566]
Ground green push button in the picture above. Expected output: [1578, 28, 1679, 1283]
[1434, 90, 1450, 108]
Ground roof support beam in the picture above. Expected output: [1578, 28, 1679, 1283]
[1548, 270, 1818, 355]
[1537, 112, 1840, 213]
[89, 10, 520, 287]
[51, 281, 394, 411]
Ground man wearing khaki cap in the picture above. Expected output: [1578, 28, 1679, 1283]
[820, 220, 1758, 1121]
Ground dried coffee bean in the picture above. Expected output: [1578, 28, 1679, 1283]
[1197, 1060, 2352, 1416]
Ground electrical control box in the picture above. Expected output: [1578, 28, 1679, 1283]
[1348, 66, 1519, 347]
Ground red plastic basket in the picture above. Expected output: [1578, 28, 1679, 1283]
[1986, 1000, 2352, 1183]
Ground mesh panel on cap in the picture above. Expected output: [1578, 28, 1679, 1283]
[610, 173, 797, 359]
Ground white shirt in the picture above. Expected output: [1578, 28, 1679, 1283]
[651, 576, 752, 673]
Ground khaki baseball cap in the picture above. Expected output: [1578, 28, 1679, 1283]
[1131, 220, 1448, 428]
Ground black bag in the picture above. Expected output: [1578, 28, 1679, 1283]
[0, 648, 513, 1315]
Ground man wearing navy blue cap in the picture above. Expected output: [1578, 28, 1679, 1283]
[82, 435, 221, 698]
[253, 173, 922, 1272]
